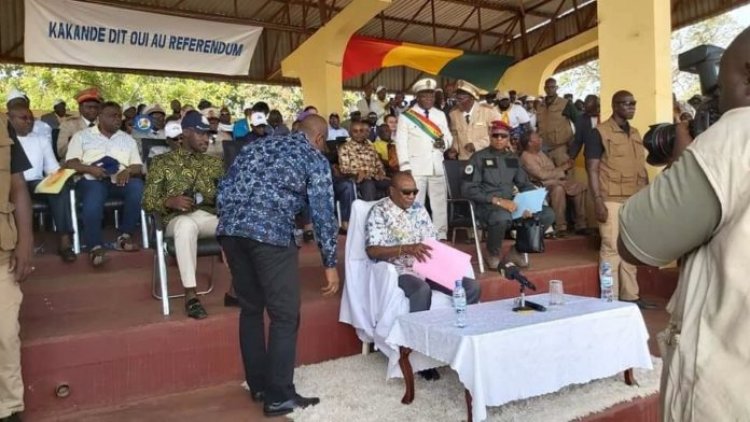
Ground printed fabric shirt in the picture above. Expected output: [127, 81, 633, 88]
[338, 139, 386, 179]
[142, 148, 225, 226]
[365, 197, 437, 274]
[217, 133, 338, 268]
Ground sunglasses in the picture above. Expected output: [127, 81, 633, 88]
[616, 101, 637, 107]
[491, 133, 510, 138]
[400, 189, 419, 196]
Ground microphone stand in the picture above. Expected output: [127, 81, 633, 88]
[512, 284, 547, 313]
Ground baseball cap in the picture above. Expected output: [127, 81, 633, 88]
[181, 110, 210, 132]
[250, 112, 268, 127]
[53, 99, 65, 107]
[165, 121, 183, 139]
[145, 104, 166, 115]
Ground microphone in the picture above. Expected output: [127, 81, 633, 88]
[498, 261, 537, 291]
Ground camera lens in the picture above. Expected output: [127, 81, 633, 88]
[643, 123, 675, 166]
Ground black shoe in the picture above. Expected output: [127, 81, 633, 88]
[250, 390, 265, 403]
[302, 230, 315, 243]
[622, 298, 658, 310]
[263, 394, 320, 417]
[185, 298, 208, 319]
[417, 368, 441, 381]
[224, 293, 240, 308]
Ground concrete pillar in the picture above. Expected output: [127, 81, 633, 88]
[597, 0, 672, 133]
[282, 0, 391, 116]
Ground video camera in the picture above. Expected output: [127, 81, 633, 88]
[643, 44, 724, 165]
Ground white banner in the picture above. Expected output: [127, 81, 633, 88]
[24, 0, 263, 75]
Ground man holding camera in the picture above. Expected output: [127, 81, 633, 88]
[142, 111, 224, 319]
[618, 27, 750, 421]
[584, 91, 654, 309]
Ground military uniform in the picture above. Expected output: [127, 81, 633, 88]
[0, 114, 30, 418]
[450, 103, 502, 160]
[461, 147, 554, 258]
[395, 78, 453, 239]
[537, 96, 575, 166]
[586, 117, 647, 301]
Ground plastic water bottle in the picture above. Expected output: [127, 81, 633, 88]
[453, 280, 467, 328]
[600, 262, 614, 302]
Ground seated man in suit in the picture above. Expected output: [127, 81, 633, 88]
[7, 102, 76, 262]
[365, 172, 481, 379]
[519, 131, 589, 237]
[462, 121, 555, 269]
[143, 111, 224, 319]
[65, 101, 144, 267]
[338, 120, 389, 200]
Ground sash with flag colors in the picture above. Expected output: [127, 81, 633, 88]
[401, 109, 444, 144]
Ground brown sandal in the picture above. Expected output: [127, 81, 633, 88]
[115, 234, 139, 252]
[89, 246, 107, 267]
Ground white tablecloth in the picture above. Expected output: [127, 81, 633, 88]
[386, 294, 653, 421]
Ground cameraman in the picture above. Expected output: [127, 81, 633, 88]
[618, 26, 750, 420]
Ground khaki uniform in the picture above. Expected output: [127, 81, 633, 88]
[450, 103, 502, 160]
[596, 117, 647, 301]
[619, 107, 750, 421]
[537, 97, 574, 166]
[520, 150, 586, 231]
[57, 116, 88, 159]
[0, 114, 24, 418]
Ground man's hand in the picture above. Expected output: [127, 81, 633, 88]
[115, 170, 130, 186]
[560, 160, 574, 171]
[522, 210, 533, 219]
[404, 243, 433, 262]
[9, 240, 33, 282]
[595, 198, 608, 223]
[165, 196, 194, 212]
[87, 165, 108, 179]
[492, 197, 517, 213]
[321, 267, 340, 296]
[464, 143, 476, 154]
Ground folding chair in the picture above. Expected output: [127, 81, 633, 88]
[442, 160, 485, 274]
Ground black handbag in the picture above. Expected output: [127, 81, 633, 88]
[514, 218, 545, 253]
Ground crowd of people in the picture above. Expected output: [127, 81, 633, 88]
[0, 55, 722, 419]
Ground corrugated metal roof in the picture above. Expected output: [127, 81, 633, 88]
[1, 0, 748, 91]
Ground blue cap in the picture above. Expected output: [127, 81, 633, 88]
[181, 110, 210, 132]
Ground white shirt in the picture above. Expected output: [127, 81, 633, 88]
[17, 131, 60, 181]
[33, 119, 53, 138]
[327, 126, 349, 141]
[66, 126, 142, 181]
[499, 104, 531, 128]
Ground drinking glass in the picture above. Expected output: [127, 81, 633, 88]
[549, 280, 565, 306]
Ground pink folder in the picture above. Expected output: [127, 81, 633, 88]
[412, 239, 472, 290]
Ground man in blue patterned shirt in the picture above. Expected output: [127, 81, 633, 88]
[217, 114, 339, 417]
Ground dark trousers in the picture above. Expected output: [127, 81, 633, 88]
[398, 274, 481, 312]
[333, 178, 356, 222]
[479, 205, 555, 255]
[358, 178, 390, 201]
[27, 180, 74, 234]
[219, 236, 300, 403]
[76, 178, 144, 248]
